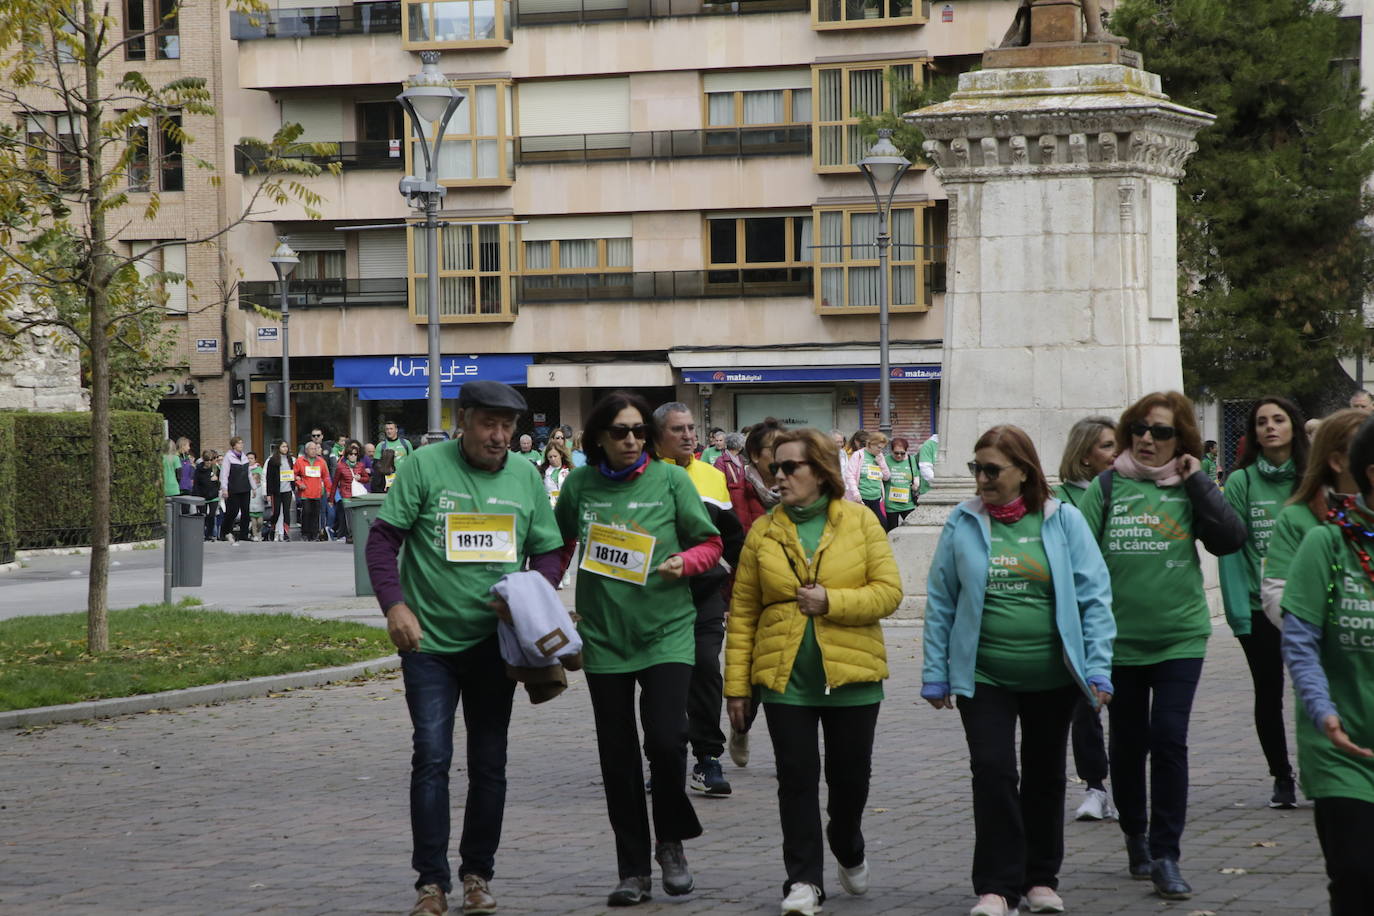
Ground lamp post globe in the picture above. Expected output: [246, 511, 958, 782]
[268, 237, 298, 453]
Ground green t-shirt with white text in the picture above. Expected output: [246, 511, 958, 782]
[1053, 482, 1091, 513]
[554, 460, 719, 674]
[1264, 502, 1322, 584]
[885, 455, 918, 512]
[1080, 473, 1210, 666]
[975, 512, 1069, 691]
[857, 451, 884, 501]
[1223, 465, 1296, 613]
[1280, 524, 1374, 804]
[377, 440, 563, 655]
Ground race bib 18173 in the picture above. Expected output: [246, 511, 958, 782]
[444, 513, 517, 564]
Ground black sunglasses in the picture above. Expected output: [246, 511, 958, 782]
[769, 459, 810, 477]
[968, 461, 1011, 479]
[1130, 422, 1177, 441]
[606, 424, 649, 441]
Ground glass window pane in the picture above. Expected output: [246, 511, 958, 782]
[559, 239, 597, 269]
[743, 217, 786, 264]
[849, 266, 879, 307]
[439, 139, 472, 179]
[819, 212, 843, 264]
[413, 230, 427, 272]
[892, 265, 915, 306]
[742, 90, 784, 125]
[479, 224, 501, 272]
[820, 266, 843, 308]
[442, 225, 473, 270]
[432, 0, 469, 40]
[707, 94, 734, 127]
[892, 208, 916, 262]
[708, 219, 736, 265]
[791, 89, 812, 123]
[607, 238, 632, 267]
[476, 85, 498, 135]
[524, 240, 551, 270]
[480, 275, 502, 313]
[850, 68, 883, 117]
[818, 69, 842, 121]
[819, 125, 844, 167]
[851, 212, 878, 260]
[476, 139, 498, 178]
[794, 217, 813, 263]
[473, 0, 495, 38]
[407, 2, 431, 40]
[414, 276, 427, 315]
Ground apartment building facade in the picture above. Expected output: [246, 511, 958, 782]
[222, 0, 1015, 454]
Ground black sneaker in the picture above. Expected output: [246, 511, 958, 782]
[689, 757, 732, 796]
[1150, 857, 1192, 900]
[1269, 775, 1298, 809]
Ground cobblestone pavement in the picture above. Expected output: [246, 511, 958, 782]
[0, 622, 1329, 916]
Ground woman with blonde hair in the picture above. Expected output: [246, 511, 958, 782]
[725, 428, 901, 916]
[844, 432, 890, 526]
[1054, 416, 1117, 511]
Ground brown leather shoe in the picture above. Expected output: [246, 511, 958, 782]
[408, 884, 447, 916]
[461, 874, 497, 915]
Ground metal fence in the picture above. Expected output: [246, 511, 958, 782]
[233, 141, 403, 174]
[229, 1, 401, 39]
[515, 0, 806, 25]
[516, 126, 810, 165]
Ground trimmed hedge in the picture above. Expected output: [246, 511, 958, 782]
[0, 413, 14, 564]
[11, 410, 164, 550]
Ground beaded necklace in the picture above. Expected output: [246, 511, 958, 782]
[1326, 494, 1374, 587]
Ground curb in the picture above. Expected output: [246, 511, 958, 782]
[0, 654, 400, 729]
[15, 540, 163, 560]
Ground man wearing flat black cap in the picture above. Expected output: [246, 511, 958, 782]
[366, 379, 564, 916]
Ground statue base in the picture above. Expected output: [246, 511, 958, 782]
[984, 42, 1142, 71]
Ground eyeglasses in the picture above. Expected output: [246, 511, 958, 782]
[311, 433, 323, 438]
[606, 424, 649, 441]
[1130, 422, 1177, 441]
[968, 461, 1012, 479]
[768, 459, 810, 477]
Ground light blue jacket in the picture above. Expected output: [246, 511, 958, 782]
[922, 497, 1116, 703]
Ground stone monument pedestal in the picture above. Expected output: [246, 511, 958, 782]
[887, 47, 1214, 617]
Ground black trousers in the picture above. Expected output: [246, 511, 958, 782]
[958, 683, 1078, 909]
[300, 497, 323, 540]
[861, 498, 885, 528]
[686, 592, 726, 761]
[267, 490, 293, 539]
[1071, 696, 1109, 788]
[585, 663, 702, 879]
[1108, 657, 1204, 861]
[1314, 797, 1374, 915]
[221, 491, 251, 540]
[1236, 610, 1294, 779]
[763, 702, 880, 897]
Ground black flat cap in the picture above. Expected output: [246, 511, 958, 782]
[458, 379, 527, 413]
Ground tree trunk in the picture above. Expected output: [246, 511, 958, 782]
[83, 0, 111, 654]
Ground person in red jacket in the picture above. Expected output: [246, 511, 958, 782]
[332, 439, 371, 542]
[294, 441, 333, 541]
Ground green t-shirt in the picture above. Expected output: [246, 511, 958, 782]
[857, 451, 885, 501]
[762, 496, 884, 708]
[1222, 465, 1296, 612]
[700, 447, 723, 467]
[162, 454, 181, 497]
[1080, 472, 1210, 666]
[554, 460, 719, 674]
[885, 455, 918, 512]
[916, 436, 939, 495]
[513, 449, 542, 467]
[1281, 524, 1374, 804]
[1202, 455, 1218, 483]
[974, 512, 1069, 691]
[1264, 502, 1322, 584]
[378, 436, 413, 465]
[1053, 481, 1091, 512]
[376, 440, 563, 655]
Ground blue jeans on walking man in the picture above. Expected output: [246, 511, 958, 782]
[400, 636, 516, 892]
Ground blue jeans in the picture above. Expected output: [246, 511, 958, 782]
[401, 637, 516, 892]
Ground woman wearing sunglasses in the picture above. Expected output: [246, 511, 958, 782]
[553, 391, 722, 908]
[724, 428, 900, 916]
[1218, 397, 1310, 811]
[923, 425, 1115, 916]
[1078, 391, 1245, 900]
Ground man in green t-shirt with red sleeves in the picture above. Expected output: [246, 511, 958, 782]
[366, 380, 564, 916]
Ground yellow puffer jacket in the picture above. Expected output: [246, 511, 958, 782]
[725, 497, 901, 696]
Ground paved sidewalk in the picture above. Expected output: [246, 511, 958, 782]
[0, 623, 1330, 916]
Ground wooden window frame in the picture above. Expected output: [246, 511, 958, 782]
[519, 237, 633, 274]
[701, 88, 812, 129]
[811, 0, 924, 30]
[402, 0, 511, 49]
[405, 80, 514, 188]
[813, 203, 930, 315]
[407, 222, 517, 324]
[703, 215, 812, 271]
[811, 59, 926, 173]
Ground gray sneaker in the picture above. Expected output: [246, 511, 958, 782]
[654, 841, 693, 896]
[728, 726, 750, 767]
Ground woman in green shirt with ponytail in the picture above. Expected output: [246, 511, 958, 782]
[883, 437, 919, 530]
[1219, 397, 1309, 810]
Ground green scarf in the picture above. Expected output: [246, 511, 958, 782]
[784, 493, 830, 524]
[1256, 456, 1296, 482]
[784, 494, 831, 558]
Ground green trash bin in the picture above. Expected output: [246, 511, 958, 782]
[344, 492, 389, 597]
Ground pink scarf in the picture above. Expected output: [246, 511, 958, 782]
[986, 495, 1027, 524]
[1113, 450, 1184, 487]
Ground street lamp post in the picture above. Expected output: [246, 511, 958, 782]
[269, 237, 298, 450]
[397, 51, 464, 444]
[857, 128, 912, 439]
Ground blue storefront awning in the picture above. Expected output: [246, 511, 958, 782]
[680, 365, 941, 384]
[334, 355, 533, 400]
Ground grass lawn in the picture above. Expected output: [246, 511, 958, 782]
[0, 600, 394, 711]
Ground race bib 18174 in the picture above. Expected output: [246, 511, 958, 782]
[579, 523, 657, 586]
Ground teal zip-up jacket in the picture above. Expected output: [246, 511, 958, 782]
[922, 497, 1116, 703]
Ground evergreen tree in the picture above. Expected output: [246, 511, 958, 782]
[1113, 0, 1374, 407]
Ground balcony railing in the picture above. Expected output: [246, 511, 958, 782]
[237, 278, 409, 310]
[516, 126, 810, 165]
[517, 268, 812, 303]
[515, 0, 805, 24]
[230, 1, 402, 40]
[233, 141, 404, 174]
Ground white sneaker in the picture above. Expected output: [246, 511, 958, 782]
[780, 882, 822, 915]
[837, 859, 868, 895]
[728, 726, 750, 767]
[1024, 886, 1064, 913]
[970, 894, 1018, 916]
[1075, 786, 1117, 821]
